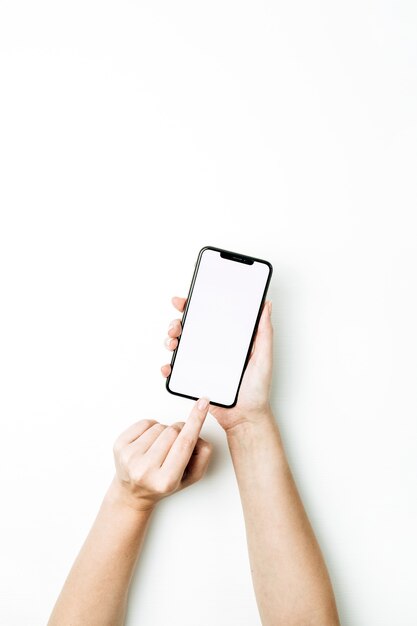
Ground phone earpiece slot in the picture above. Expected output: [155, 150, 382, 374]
[220, 251, 254, 265]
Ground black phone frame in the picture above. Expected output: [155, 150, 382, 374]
[166, 245, 273, 408]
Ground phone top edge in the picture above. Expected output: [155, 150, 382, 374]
[199, 245, 273, 273]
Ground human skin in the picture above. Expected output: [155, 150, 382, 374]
[47, 398, 212, 626]
[161, 297, 340, 626]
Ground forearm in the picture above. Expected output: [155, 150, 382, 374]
[48, 477, 154, 626]
[227, 412, 340, 626]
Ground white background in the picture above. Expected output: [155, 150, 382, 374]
[0, 2, 416, 625]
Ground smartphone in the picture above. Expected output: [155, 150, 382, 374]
[166, 246, 273, 408]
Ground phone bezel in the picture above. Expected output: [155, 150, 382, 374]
[166, 246, 273, 408]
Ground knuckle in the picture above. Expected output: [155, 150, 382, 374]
[118, 447, 131, 469]
[168, 423, 183, 434]
[130, 466, 146, 484]
[201, 440, 213, 454]
[141, 419, 157, 429]
[154, 475, 176, 494]
[113, 439, 122, 455]
[148, 423, 164, 436]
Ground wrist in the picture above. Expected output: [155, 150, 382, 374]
[226, 409, 286, 457]
[105, 477, 157, 517]
[225, 407, 276, 439]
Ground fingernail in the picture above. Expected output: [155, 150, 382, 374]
[267, 301, 272, 315]
[197, 397, 209, 411]
[165, 337, 173, 347]
[168, 322, 175, 331]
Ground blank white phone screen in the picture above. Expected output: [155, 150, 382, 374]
[168, 249, 271, 406]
